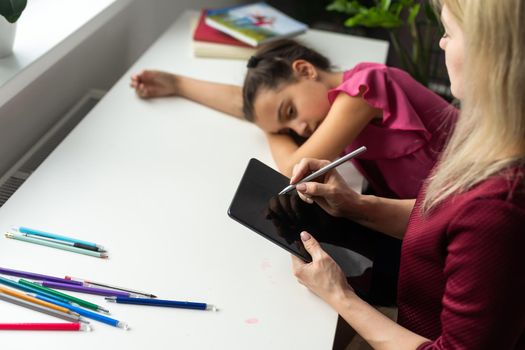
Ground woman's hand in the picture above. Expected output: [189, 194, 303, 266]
[291, 158, 365, 221]
[130, 70, 178, 98]
[292, 231, 354, 303]
[294, 235, 428, 350]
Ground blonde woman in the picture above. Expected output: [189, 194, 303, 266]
[289, 0, 525, 349]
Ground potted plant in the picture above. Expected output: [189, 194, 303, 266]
[0, 0, 28, 58]
[327, 0, 439, 87]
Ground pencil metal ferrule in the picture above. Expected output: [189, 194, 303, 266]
[80, 323, 92, 332]
[206, 304, 218, 312]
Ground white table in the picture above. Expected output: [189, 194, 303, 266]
[0, 11, 387, 349]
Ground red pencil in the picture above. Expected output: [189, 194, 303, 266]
[0, 323, 91, 331]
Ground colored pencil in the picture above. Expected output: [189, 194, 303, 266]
[22, 233, 105, 253]
[105, 296, 217, 311]
[0, 266, 82, 285]
[12, 226, 105, 250]
[38, 281, 132, 298]
[19, 279, 109, 314]
[0, 276, 71, 304]
[0, 323, 91, 331]
[4, 232, 108, 259]
[0, 286, 76, 315]
[35, 295, 128, 330]
[65, 276, 157, 298]
[0, 293, 85, 323]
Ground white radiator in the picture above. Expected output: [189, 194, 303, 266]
[0, 89, 105, 208]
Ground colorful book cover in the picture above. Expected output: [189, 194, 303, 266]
[205, 2, 308, 47]
[193, 9, 251, 47]
[192, 10, 255, 59]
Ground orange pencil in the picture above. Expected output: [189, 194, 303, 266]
[0, 285, 77, 315]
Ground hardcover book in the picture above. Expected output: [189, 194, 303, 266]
[192, 9, 255, 60]
[204, 2, 308, 47]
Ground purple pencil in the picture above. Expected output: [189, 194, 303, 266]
[0, 267, 82, 286]
[37, 281, 132, 298]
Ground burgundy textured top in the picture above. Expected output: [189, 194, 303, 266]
[397, 167, 525, 349]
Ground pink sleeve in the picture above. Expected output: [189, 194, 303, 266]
[328, 63, 434, 159]
[328, 63, 431, 138]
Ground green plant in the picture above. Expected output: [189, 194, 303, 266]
[0, 0, 27, 23]
[327, 0, 438, 86]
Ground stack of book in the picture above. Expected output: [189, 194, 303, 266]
[192, 2, 308, 60]
[192, 9, 256, 60]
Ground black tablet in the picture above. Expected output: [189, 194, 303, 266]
[227, 158, 381, 264]
[228, 158, 403, 304]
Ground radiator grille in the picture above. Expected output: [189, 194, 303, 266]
[0, 90, 104, 208]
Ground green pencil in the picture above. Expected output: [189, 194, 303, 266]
[19, 279, 109, 314]
[4, 232, 107, 258]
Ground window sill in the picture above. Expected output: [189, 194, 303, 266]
[0, 0, 126, 107]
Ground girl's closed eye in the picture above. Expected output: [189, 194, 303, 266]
[286, 105, 296, 120]
[277, 127, 293, 135]
[442, 31, 449, 39]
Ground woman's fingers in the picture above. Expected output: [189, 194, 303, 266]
[291, 254, 305, 270]
[296, 182, 325, 204]
[296, 188, 313, 204]
[297, 181, 327, 198]
[290, 158, 330, 184]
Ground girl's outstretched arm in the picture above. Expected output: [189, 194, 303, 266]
[267, 93, 379, 177]
[131, 71, 378, 178]
[131, 70, 243, 119]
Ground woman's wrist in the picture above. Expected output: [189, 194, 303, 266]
[349, 194, 414, 239]
[342, 193, 378, 225]
[327, 285, 359, 312]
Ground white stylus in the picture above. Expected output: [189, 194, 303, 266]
[278, 146, 367, 195]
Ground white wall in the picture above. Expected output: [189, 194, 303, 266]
[0, 0, 243, 176]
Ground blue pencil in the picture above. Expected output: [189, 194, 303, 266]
[34, 294, 129, 329]
[12, 226, 104, 250]
[0, 276, 71, 304]
[105, 296, 217, 311]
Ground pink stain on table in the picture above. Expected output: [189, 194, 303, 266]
[245, 318, 259, 325]
[260, 259, 272, 270]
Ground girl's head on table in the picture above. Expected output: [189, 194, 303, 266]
[242, 39, 341, 138]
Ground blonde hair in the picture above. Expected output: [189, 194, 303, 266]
[423, 0, 525, 212]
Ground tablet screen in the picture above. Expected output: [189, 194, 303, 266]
[228, 158, 379, 267]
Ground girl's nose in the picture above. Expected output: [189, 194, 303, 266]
[291, 121, 310, 138]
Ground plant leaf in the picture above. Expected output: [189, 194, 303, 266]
[344, 8, 403, 28]
[380, 0, 392, 11]
[424, 2, 438, 24]
[326, 0, 362, 15]
[407, 3, 421, 25]
[326, 0, 347, 13]
[0, 0, 27, 23]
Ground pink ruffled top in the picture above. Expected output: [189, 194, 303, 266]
[327, 62, 458, 199]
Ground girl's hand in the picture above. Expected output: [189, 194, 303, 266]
[291, 158, 364, 221]
[130, 70, 178, 98]
[292, 231, 354, 303]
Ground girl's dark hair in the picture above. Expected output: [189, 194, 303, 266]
[242, 39, 332, 122]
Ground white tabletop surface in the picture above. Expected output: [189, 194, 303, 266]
[0, 11, 388, 349]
